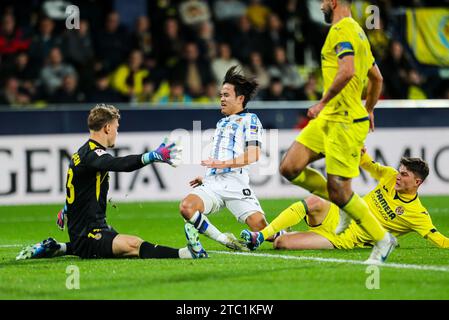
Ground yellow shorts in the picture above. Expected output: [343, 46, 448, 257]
[296, 116, 369, 178]
[306, 203, 373, 249]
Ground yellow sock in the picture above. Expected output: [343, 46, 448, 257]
[261, 200, 308, 240]
[342, 193, 386, 242]
[291, 167, 329, 200]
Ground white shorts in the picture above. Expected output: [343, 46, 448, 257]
[189, 172, 264, 224]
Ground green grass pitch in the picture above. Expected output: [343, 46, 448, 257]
[1, 197, 448, 300]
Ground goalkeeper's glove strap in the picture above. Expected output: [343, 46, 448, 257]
[142, 151, 164, 165]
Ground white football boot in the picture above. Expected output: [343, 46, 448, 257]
[364, 232, 398, 265]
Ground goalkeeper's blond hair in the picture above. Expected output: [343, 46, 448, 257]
[87, 104, 121, 131]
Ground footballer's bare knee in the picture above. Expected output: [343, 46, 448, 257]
[113, 235, 143, 257]
[179, 195, 204, 220]
[129, 237, 144, 250]
[179, 199, 196, 219]
[304, 195, 326, 214]
[279, 142, 316, 180]
[279, 161, 303, 181]
[304, 195, 331, 226]
[123, 237, 143, 256]
[245, 212, 267, 231]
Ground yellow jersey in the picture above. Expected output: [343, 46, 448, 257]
[360, 153, 436, 239]
[320, 17, 375, 123]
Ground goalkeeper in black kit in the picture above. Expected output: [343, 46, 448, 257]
[17, 104, 207, 260]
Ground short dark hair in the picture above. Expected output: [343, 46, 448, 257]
[400, 157, 429, 181]
[88, 103, 120, 131]
[223, 65, 258, 108]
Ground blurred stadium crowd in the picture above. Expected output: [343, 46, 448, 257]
[0, 0, 448, 107]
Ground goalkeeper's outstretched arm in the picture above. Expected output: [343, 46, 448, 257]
[88, 141, 180, 172]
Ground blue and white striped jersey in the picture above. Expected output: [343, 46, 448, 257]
[207, 111, 263, 177]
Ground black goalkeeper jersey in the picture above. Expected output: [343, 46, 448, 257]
[65, 139, 145, 240]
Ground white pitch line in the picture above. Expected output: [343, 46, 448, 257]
[211, 250, 449, 273]
[1, 245, 448, 272]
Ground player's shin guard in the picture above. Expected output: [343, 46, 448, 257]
[342, 193, 386, 242]
[261, 200, 308, 240]
[139, 241, 179, 259]
[291, 167, 329, 200]
[188, 211, 228, 245]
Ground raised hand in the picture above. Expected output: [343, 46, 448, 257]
[142, 138, 182, 167]
[307, 101, 325, 119]
[189, 176, 203, 188]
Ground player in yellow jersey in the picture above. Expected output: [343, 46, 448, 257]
[243, 0, 396, 263]
[241, 149, 449, 263]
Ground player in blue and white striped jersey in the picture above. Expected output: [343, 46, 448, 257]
[180, 66, 270, 251]
[206, 109, 263, 177]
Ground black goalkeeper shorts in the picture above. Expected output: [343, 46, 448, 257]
[72, 226, 119, 259]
